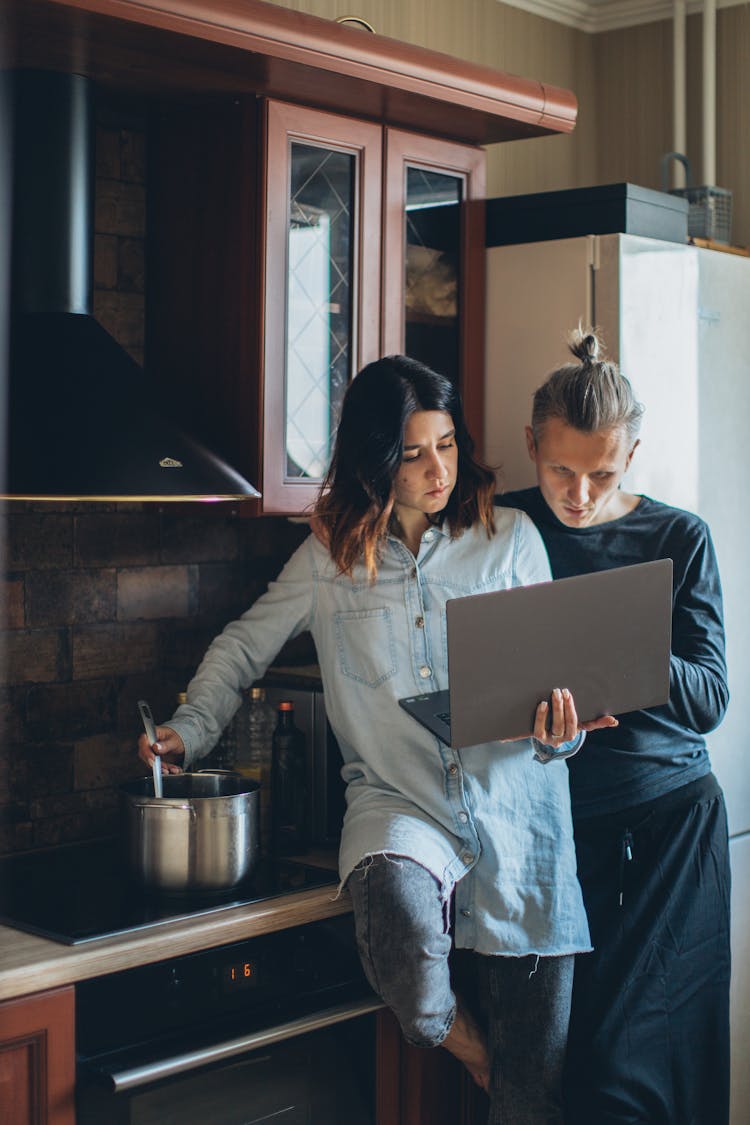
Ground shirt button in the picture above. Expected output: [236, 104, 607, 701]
[419, 665, 431, 679]
[423, 530, 434, 541]
[460, 908, 472, 918]
[462, 852, 474, 866]
[448, 764, 458, 776]
[458, 811, 468, 823]
[410, 568, 417, 579]
[415, 616, 425, 628]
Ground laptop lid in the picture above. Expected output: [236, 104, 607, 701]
[437, 558, 673, 749]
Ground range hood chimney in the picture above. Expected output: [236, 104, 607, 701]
[4, 70, 260, 502]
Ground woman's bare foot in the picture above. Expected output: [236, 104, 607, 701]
[442, 1003, 490, 1092]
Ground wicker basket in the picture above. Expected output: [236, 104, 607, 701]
[661, 153, 733, 244]
[669, 184, 733, 244]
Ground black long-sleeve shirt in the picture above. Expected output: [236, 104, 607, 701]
[496, 489, 729, 817]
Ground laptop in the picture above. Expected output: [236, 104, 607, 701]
[399, 558, 673, 749]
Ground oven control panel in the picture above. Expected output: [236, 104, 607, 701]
[76, 914, 371, 1061]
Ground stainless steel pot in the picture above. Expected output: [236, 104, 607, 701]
[120, 771, 260, 893]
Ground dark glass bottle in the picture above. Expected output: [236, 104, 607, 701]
[271, 701, 308, 855]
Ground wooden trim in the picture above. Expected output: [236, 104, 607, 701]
[261, 99, 382, 515]
[461, 194, 487, 458]
[690, 236, 750, 255]
[382, 130, 486, 453]
[397, 1037, 466, 1125]
[375, 1008, 402, 1125]
[0, 986, 75, 1125]
[11, 0, 577, 144]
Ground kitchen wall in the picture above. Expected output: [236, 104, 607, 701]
[0, 100, 309, 856]
[593, 7, 750, 248]
[0, 502, 309, 854]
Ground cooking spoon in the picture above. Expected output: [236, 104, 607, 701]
[138, 699, 163, 798]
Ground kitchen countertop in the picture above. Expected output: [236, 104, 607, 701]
[0, 873, 351, 1003]
[262, 662, 323, 690]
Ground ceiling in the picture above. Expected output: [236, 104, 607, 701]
[501, 0, 743, 33]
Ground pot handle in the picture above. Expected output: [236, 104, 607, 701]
[194, 768, 241, 776]
[136, 801, 195, 814]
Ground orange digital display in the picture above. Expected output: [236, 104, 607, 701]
[222, 960, 258, 991]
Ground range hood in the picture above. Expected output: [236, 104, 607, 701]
[4, 70, 260, 502]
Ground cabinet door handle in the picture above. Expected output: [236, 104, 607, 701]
[102, 996, 386, 1092]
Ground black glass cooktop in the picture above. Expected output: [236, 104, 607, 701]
[0, 839, 339, 945]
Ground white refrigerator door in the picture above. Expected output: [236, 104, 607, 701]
[485, 230, 750, 1125]
[485, 235, 594, 490]
[693, 247, 750, 839]
[694, 249, 750, 1125]
[602, 234, 701, 514]
[485, 232, 702, 507]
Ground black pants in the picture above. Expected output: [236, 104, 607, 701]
[564, 773, 731, 1125]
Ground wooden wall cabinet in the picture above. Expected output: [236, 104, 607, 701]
[149, 96, 486, 515]
[10, 0, 575, 515]
[383, 130, 486, 448]
[0, 986, 75, 1125]
[261, 101, 384, 514]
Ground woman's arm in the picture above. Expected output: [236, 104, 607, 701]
[144, 537, 317, 769]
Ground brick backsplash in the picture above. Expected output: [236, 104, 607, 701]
[0, 95, 312, 855]
[0, 505, 310, 854]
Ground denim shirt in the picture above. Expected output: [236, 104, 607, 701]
[168, 507, 591, 958]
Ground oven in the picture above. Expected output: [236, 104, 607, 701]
[75, 914, 384, 1125]
[0, 841, 385, 1123]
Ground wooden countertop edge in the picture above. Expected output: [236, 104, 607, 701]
[0, 883, 352, 1003]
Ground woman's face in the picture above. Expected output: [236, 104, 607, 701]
[526, 417, 638, 527]
[393, 410, 458, 525]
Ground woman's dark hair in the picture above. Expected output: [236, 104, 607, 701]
[314, 355, 496, 578]
[530, 328, 644, 445]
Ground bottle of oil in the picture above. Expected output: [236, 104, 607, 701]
[271, 701, 308, 855]
[235, 686, 276, 852]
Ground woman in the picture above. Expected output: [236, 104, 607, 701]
[497, 331, 731, 1125]
[138, 355, 615, 1124]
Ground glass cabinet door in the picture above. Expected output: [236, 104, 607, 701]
[402, 166, 462, 385]
[263, 101, 382, 514]
[382, 131, 485, 453]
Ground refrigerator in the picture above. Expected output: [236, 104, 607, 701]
[485, 232, 750, 1124]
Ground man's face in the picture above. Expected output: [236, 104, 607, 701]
[526, 417, 638, 528]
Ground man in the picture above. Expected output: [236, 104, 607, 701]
[497, 331, 730, 1125]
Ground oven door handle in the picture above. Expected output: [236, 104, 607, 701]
[102, 996, 386, 1092]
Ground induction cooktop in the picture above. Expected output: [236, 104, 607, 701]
[0, 838, 339, 945]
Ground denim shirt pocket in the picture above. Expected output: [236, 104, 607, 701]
[335, 607, 398, 688]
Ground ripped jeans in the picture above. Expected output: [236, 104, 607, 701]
[347, 853, 575, 1125]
